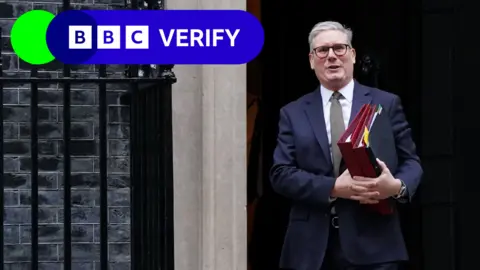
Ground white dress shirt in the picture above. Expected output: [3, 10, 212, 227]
[320, 79, 354, 159]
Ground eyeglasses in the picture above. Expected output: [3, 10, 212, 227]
[312, 44, 350, 58]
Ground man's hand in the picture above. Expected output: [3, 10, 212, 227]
[331, 169, 380, 204]
[352, 159, 402, 201]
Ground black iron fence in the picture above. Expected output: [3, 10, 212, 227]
[128, 65, 176, 270]
[0, 0, 175, 269]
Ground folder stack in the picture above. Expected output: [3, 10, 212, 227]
[337, 103, 398, 215]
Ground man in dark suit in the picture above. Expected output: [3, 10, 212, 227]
[270, 21, 423, 270]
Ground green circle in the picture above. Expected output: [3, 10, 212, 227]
[11, 10, 56, 65]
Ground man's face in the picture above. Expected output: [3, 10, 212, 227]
[309, 30, 356, 90]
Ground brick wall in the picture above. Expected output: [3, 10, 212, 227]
[1, 1, 131, 269]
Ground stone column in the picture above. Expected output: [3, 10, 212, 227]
[168, 0, 247, 269]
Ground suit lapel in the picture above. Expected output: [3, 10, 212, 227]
[304, 89, 332, 166]
[349, 81, 372, 124]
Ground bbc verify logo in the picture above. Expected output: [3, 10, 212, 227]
[69, 25, 241, 50]
[44, 10, 264, 64]
[69, 26, 150, 49]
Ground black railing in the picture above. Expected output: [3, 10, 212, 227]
[0, 27, 4, 270]
[129, 65, 176, 270]
[0, 0, 176, 268]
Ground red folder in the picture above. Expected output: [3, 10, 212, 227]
[337, 104, 369, 177]
[337, 104, 393, 215]
[352, 105, 378, 177]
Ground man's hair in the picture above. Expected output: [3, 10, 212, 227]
[308, 21, 353, 50]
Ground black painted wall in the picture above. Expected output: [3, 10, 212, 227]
[419, 0, 456, 268]
[1, 1, 131, 269]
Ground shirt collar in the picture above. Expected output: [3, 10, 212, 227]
[320, 79, 354, 106]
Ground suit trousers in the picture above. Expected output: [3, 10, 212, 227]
[320, 221, 403, 270]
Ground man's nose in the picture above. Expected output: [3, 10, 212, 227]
[327, 48, 338, 60]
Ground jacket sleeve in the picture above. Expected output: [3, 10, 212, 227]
[269, 108, 336, 208]
[388, 95, 423, 201]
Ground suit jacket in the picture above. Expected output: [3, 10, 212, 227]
[270, 81, 423, 270]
